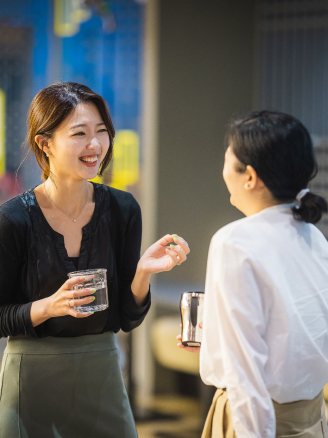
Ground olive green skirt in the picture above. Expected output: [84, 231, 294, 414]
[0, 332, 138, 438]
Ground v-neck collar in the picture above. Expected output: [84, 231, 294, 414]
[22, 182, 104, 274]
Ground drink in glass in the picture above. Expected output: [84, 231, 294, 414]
[68, 269, 108, 313]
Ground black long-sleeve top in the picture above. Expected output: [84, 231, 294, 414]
[0, 183, 151, 338]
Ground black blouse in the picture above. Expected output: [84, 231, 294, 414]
[0, 183, 151, 338]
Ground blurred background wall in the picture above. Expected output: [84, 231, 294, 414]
[155, 0, 254, 288]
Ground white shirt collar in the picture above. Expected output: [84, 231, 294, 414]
[252, 203, 294, 217]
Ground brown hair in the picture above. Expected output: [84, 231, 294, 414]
[28, 82, 115, 180]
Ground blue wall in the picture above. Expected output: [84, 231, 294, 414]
[0, 0, 143, 130]
[0, 0, 144, 198]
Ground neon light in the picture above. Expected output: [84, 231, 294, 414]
[111, 130, 139, 191]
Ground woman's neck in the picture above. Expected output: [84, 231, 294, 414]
[242, 195, 283, 217]
[43, 178, 92, 218]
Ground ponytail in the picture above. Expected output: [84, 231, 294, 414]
[292, 192, 328, 225]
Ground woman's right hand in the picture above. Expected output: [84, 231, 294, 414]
[31, 275, 96, 327]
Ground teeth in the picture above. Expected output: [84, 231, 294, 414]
[80, 156, 97, 163]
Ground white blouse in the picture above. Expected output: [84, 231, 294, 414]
[200, 204, 328, 437]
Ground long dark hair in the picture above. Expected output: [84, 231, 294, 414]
[28, 82, 115, 181]
[227, 110, 327, 224]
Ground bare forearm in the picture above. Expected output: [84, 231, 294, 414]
[131, 262, 151, 306]
[30, 297, 50, 327]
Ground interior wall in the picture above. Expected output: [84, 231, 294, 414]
[156, 0, 256, 286]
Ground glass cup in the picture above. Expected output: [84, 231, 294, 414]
[67, 269, 108, 314]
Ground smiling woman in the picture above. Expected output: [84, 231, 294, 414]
[29, 83, 114, 182]
[0, 82, 190, 438]
[35, 103, 109, 183]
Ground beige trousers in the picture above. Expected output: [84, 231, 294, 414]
[201, 388, 328, 438]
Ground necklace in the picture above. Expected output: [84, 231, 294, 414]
[44, 184, 89, 223]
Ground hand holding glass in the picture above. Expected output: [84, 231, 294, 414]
[67, 269, 108, 313]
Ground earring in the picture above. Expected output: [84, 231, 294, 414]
[45, 153, 50, 157]
[245, 183, 250, 189]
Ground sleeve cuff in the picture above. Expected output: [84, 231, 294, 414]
[128, 287, 151, 316]
[119, 286, 151, 332]
[22, 302, 38, 338]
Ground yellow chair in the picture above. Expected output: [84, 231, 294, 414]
[151, 316, 199, 375]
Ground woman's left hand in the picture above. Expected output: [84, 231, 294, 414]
[138, 234, 190, 274]
[176, 334, 201, 353]
[176, 322, 202, 353]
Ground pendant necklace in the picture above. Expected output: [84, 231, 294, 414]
[44, 184, 88, 223]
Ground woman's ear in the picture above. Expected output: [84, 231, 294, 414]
[244, 165, 257, 190]
[245, 165, 265, 190]
[35, 135, 51, 157]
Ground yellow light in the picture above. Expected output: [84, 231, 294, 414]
[89, 130, 140, 190]
[111, 130, 139, 191]
[90, 174, 103, 184]
[54, 0, 91, 37]
[0, 89, 5, 178]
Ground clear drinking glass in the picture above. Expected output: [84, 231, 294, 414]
[67, 269, 108, 314]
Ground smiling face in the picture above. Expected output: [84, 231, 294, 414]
[44, 102, 110, 182]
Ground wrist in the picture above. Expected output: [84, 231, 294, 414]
[30, 297, 51, 328]
[41, 297, 51, 319]
[136, 260, 152, 280]
[131, 261, 151, 306]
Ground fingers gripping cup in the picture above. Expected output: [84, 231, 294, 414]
[179, 292, 204, 347]
[68, 269, 108, 313]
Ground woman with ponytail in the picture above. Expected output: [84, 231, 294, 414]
[179, 111, 328, 437]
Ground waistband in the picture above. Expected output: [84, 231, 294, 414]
[273, 390, 324, 425]
[5, 331, 117, 355]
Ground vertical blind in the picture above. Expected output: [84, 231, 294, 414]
[258, 0, 328, 236]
